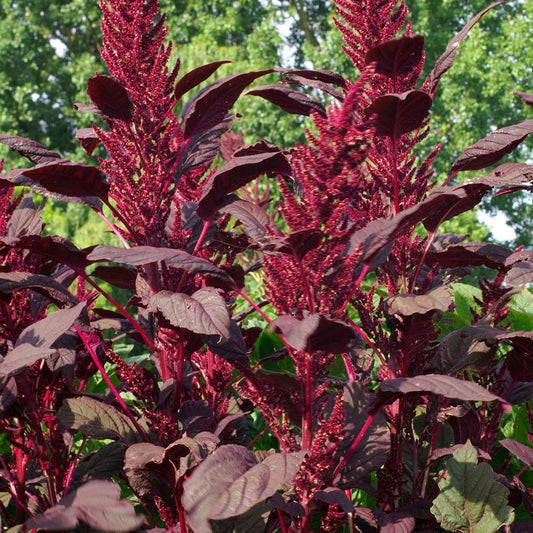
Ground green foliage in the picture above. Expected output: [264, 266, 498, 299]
[431, 441, 515, 533]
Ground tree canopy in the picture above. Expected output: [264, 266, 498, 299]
[1, 0, 532, 244]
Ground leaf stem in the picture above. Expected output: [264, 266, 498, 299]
[74, 326, 149, 442]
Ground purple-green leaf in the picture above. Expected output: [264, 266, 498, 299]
[383, 286, 452, 318]
[26, 480, 144, 532]
[499, 438, 533, 469]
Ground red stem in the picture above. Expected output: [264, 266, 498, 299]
[331, 412, 377, 482]
[75, 327, 149, 442]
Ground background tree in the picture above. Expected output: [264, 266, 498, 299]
[1, 0, 533, 244]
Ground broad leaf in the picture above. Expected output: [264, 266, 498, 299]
[174, 60, 232, 101]
[0, 235, 89, 270]
[247, 85, 326, 117]
[375, 510, 416, 533]
[513, 91, 533, 108]
[0, 272, 79, 307]
[438, 326, 503, 375]
[176, 114, 235, 177]
[426, 242, 512, 270]
[365, 90, 432, 137]
[15, 301, 86, 348]
[149, 288, 231, 338]
[87, 245, 233, 282]
[374, 374, 506, 412]
[383, 286, 452, 318]
[57, 396, 141, 443]
[336, 382, 389, 488]
[365, 35, 425, 78]
[452, 119, 533, 173]
[499, 438, 533, 469]
[219, 195, 277, 243]
[0, 345, 55, 379]
[75, 127, 100, 157]
[282, 68, 345, 100]
[182, 70, 272, 140]
[269, 314, 356, 353]
[183, 444, 304, 533]
[26, 480, 143, 532]
[72, 442, 125, 485]
[5, 160, 109, 202]
[344, 181, 491, 270]
[315, 488, 354, 513]
[197, 149, 292, 220]
[430, 441, 514, 532]
[429, 2, 505, 94]
[505, 250, 533, 286]
[87, 74, 133, 121]
[498, 330, 533, 381]
[90, 266, 137, 290]
[6, 194, 44, 238]
[124, 433, 219, 506]
[0, 134, 60, 164]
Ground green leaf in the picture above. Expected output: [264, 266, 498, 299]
[57, 397, 141, 443]
[430, 441, 514, 533]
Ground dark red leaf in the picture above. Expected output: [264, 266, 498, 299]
[429, 2, 505, 94]
[6, 160, 109, 203]
[497, 330, 533, 381]
[0, 272, 79, 307]
[73, 102, 106, 118]
[375, 510, 416, 533]
[315, 488, 354, 513]
[1, 302, 86, 378]
[272, 228, 324, 261]
[90, 266, 137, 291]
[87, 74, 133, 122]
[182, 70, 273, 140]
[183, 444, 304, 533]
[197, 149, 292, 220]
[425, 242, 512, 270]
[149, 288, 231, 338]
[282, 68, 346, 101]
[365, 35, 425, 78]
[219, 195, 277, 243]
[365, 90, 432, 137]
[0, 235, 90, 270]
[282, 68, 347, 89]
[6, 194, 44, 238]
[75, 128, 101, 157]
[176, 114, 235, 179]
[513, 91, 533, 108]
[269, 314, 356, 353]
[0, 134, 61, 164]
[344, 181, 491, 269]
[87, 245, 233, 282]
[383, 286, 452, 318]
[174, 60, 232, 101]
[439, 325, 504, 375]
[452, 120, 533, 173]
[336, 383, 389, 488]
[204, 320, 248, 362]
[373, 374, 506, 413]
[247, 85, 326, 117]
[26, 480, 143, 532]
[500, 438, 533, 469]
